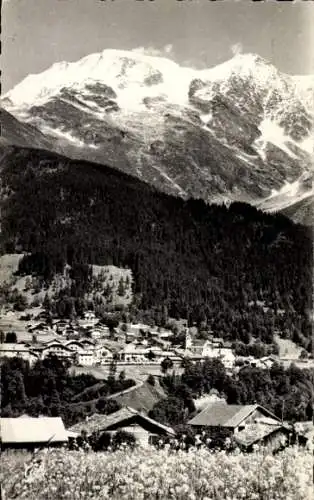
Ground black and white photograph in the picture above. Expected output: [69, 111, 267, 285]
[0, 0, 313, 498]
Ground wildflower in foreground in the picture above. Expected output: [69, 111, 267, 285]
[0, 445, 312, 500]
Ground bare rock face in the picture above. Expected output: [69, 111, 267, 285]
[2, 50, 313, 216]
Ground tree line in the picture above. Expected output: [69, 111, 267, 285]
[1, 146, 312, 350]
[0, 356, 134, 427]
[149, 358, 314, 425]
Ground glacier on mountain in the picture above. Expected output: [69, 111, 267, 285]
[4, 50, 313, 113]
[256, 173, 313, 214]
[2, 49, 313, 220]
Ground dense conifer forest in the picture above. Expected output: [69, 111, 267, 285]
[0, 146, 312, 349]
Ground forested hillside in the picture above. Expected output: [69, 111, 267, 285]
[0, 146, 312, 349]
[0, 356, 133, 426]
[150, 358, 314, 424]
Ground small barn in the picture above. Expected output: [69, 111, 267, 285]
[188, 402, 284, 447]
[69, 406, 175, 447]
[0, 417, 68, 451]
[233, 423, 297, 453]
[188, 402, 281, 432]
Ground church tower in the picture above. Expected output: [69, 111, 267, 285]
[185, 328, 192, 351]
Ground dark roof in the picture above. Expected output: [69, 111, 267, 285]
[69, 408, 134, 434]
[188, 402, 280, 428]
[192, 340, 207, 347]
[42, 343, 72, 351]
[69, 407, 175, 436]
[80, 339, 95, 345]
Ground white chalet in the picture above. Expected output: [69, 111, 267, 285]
[77, 351, 95, 366]
[89, 325, 110, 340]
[64, 340, 85, 352]
[120, 344, 150, 362]
[0, 344, 39, 366]
[41, 342, 74, 360]
[75, 341, 113, 366]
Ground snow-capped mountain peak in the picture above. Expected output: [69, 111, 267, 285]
[4, 49, 312, 111]
[199, 53, 275, 81]
[4, 49, 194, 110]
[2, 49, 313, 224]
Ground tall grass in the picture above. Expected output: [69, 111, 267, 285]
[1, 445, 312, 499]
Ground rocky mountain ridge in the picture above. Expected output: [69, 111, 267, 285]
[2, 50, 313, 217]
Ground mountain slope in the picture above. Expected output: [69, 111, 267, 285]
[2, 50, 313, 209]
[255, 172, 313, 226]
[0, 145, 312, 350]
[281, 194, 313, 226]
[0, 107, 55, 150]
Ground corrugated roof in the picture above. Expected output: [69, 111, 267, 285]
[0, 417, 68, 444]
[188, 403, 258, 427]
[69, 408, 144, 435]
[188, 403, 281, 428]
[97, 407, 137, 429]
[226, 405, 260, 428]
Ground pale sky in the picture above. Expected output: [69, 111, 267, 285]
[1, 0, 314, 93]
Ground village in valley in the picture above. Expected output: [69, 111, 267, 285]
[0, 310, 238, 373]
[1, 0, 314, 496]
[2, 305, 309, 380]
[0, 255, 313, 455]
[1, 297, 313, 454]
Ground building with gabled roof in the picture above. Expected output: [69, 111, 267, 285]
[64, 340, 84, 351]
[79, 338, 96, 348]
[233, 423, 291, 452]
[188, 402, 281, 432]
[69, 406, 175, 447]
[0, 343, 39, 366]
[184, 331, 235, 368]
[40, 342, 74, 360]
[234, 421, 308, 452]
[187, 402, 299, 451]
[0, 417, 68, 450]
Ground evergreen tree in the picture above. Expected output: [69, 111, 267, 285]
[108, 359, 117, 383]
[161, 357, 174, 374]
[117, 277, 125, 297]
[15, 372, 28, 405]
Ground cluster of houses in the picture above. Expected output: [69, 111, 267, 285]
[234, 355, 276, 370]
[0, 313, 240, 369]
[1, 401, 312, 454]
[180, 331, 236, 369]
[0, 336, 183, 367]
[0, 338, 114, 367]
